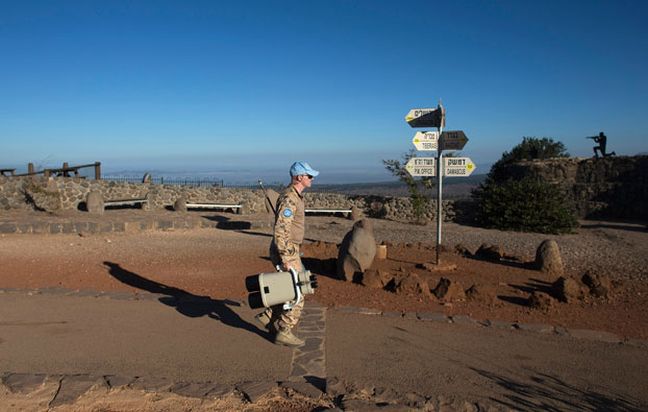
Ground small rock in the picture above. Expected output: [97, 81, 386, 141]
[173, 196, 187, 212]
[395, 273, 431, 296]
[581, 271, 612, 298]
[433, 277, 466, 301]
[551, 276, 588, 303]
[535, 239, 564, 276]
[360, 269, 387, 289]
[474, 243, 504, 261]
[454, 243, 472, 256]
[528, 291, 556, 312]
[465, 284, 498, 305]
[86, 191, 104, 215]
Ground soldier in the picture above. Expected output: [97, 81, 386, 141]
[255, 161, 319, 346]
[590, 132, 616, 158]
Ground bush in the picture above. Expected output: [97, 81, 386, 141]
[473, 176, 578, 234]
[490, 137, 569, 182]
[383, 149, 433, 223]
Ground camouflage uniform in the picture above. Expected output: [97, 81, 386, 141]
[263, 184, 306, 333]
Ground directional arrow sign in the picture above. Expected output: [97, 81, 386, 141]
[405, 157, 436, 177]
[412, 131, 439, 151]
[440, 130, 469, 151]
[443, 157, 476, 177]
[405, 106, 446, 128]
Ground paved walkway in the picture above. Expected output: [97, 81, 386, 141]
[1, 288, 647, 411]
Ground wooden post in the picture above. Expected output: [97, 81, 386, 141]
[28, 163, 34, 175]
[62, 162, 69, 177]
[94, 162, 101, 180]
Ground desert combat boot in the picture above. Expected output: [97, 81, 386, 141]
[274, 329, 304, 347]
[254, 312, 272, 331]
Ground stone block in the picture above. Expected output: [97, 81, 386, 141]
[2, 373, 48, 393]
[0, 223, 17, 233]
[568, 329, 622, 343]
[157, 220, 173, 230]
[50, 375, 106, 407]
[74, 222, 90, 233]
[280, 380, 324, 399]
[514, 323, 555, 334]
[417, 312, 449, 322]
[450, 315, 477, 325]
[236, 381, 276, 403]
[17, 223, 32, 233]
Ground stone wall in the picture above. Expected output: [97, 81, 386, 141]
[500, 155, 648, 219]
[0, 176, 457, 223]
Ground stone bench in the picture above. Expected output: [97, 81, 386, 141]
[105, 197, 149, 209]
[173, 198, 245, 214]
[85, 191, 150, 214]
[305, 208, 353, 218]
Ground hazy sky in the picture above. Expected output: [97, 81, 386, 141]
[1, 1, 647, 183]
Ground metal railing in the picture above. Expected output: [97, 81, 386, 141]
[103, 176, 225, 187]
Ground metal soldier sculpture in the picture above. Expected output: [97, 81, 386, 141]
[587, 132, 616, 158]
[255, 161, 319, 347]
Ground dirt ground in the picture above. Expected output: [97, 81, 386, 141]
[1, 213, 647, 340]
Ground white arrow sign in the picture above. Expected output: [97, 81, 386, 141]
[405, 157, 436, 177]
[412, 131, 439, 151]
[443, 157, 476, 177]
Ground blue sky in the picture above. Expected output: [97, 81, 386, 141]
[1, 0, 647, 183]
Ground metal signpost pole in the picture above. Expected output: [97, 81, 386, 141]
[436, 122, 443, 265]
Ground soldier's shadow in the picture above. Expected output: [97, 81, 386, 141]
[103, 261, 272, 342]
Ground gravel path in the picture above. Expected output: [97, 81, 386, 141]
[300, 217, 648, 281]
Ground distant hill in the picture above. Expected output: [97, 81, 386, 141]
[312, 174, 486, 199]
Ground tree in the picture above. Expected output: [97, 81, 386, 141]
[490, 137, 569, 182]
[472, 137, 578, 234]
[383, 149, 434, 222]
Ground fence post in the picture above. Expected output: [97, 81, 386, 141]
[28, 163, 34, 175]
[94, 162, 101, 180]
[62, 162, 69, 177]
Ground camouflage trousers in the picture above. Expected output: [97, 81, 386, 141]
[264, 241, 305, 333]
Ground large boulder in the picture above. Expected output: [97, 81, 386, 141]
[86, 190, 104, 215]
[432, 277, 466, 301]
[535, 239, 564, 276]
[337, 219, 377, 281]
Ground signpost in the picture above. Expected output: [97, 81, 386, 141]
[443, 157, 476, 176]
[412, 131, 439, 151]
[404, 102, 475, 264]
[440, 130, 469, 151]
[405, 157, 436, 176]
[405, 106, 446, 128]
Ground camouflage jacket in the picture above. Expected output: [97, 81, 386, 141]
[273, 185, 305, 264]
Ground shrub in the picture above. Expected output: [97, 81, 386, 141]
[472, 176, 578, 234]
[490, 137, 569, 182]
[383, 149, 433, 223]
